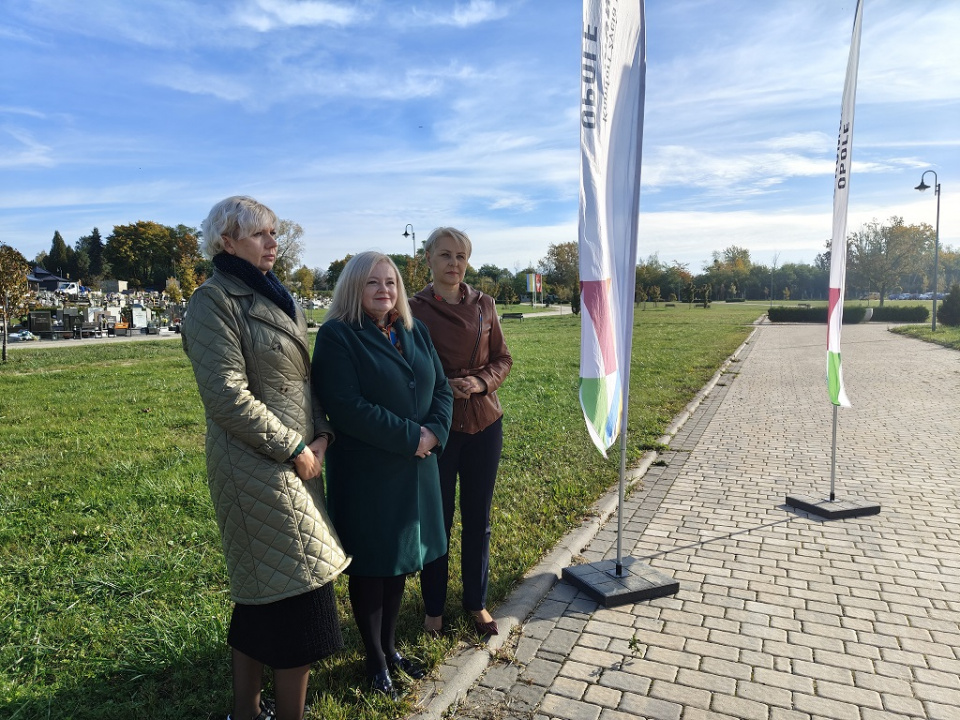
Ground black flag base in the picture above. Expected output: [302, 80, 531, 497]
[562, 556, 679, 608]
[785, 494, 880, 520]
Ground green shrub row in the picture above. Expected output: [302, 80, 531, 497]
[871, 305, 929, 322]
[767, 306, 866, 324]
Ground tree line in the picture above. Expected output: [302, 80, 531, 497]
[6, 214, 958, 312]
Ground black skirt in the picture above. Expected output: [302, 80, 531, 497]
[227, 582, 343, 669]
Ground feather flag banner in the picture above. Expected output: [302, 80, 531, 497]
[579, 0, 646, 456]
[827, 0, 863, 409]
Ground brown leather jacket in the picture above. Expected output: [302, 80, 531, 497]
[410, 283, 512, 434]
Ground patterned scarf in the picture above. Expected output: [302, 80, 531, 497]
[213, 252, 297, 321]
[366, 309, 403, 355]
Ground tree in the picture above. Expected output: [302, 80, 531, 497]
[44, 231, 71, 276]
[76, 227, 106, 281]
[326, 255, 354, 288]
[165, 278, 183, 305]
[1, 244, 30, 362]
[290, 266, 315, 299]
[704, 245, 751, 300]
[938, 284, 960, 326]
[175, 256, 198, 299]
[273, 220, 305, 282]
[540, 242, 578, 298]
[105, 221, 201, 289]
[849, 217, 932, 306]
[311, 266, 329, 293]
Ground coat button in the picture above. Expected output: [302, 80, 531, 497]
[408, 381, 415, 389]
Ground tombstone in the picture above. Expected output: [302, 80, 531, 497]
[28, 310, 53, 338]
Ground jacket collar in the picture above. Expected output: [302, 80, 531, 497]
[210, 268, 309, 357]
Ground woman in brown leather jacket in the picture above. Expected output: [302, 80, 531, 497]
[409, 227, 513, 637]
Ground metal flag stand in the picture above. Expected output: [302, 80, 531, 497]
[786, 406, 880, 520]
[562, 383, 679, 606]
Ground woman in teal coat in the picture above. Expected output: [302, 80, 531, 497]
[312, 251, 452, 699]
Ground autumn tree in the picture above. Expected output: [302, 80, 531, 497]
[175, 256, 198, 299]
[105, 222, 201, 289]
[1, 244, 30, 362]
[540, 242, 579, 298]
[165, 278, 183, 304]
[290, 266, 315, 299]
[273, 220, 305, 282]
[848, 217, 933, 306]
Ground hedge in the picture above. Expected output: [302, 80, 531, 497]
[767, 306, 866, 323]
[870, 305, 929, 323]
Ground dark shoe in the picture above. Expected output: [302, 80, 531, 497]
[387, 652, 426, 680]
[370, 668, 398, 700]
[226, 698, 276, 720]
[473, 618, 499, 637]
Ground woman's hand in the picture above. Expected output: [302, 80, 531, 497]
[449, 376, 487, 399]
[307, 434, 330, 465]
[416, 427, 439, 458]
[292, 445, 324, 480]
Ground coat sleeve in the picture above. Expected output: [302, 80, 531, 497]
[417, 322, 454, 452]
[312, 323, 423, 457]
[182, 285, 302, 463]
[474, 296, 513, 395]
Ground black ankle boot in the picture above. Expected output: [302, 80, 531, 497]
[387, 652, 426, 679]
[370, 668, 398, 700]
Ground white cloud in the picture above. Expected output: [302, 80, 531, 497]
[235, 0, 360, 32]
[0, 128, 55, 168]
[411, 0, 510, 28]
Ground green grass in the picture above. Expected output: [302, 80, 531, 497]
[0, 304, 759, 719]
[889, 323, 960, 350]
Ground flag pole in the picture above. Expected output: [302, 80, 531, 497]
[564, 0, 678, 605]
[785, 0, 878, 521]
[830, 405, 838, 502]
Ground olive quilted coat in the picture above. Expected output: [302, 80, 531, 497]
[312, 317, 453, 577]
[182, 268, 350, 604]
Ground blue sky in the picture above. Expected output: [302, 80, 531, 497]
[2, 0, 957, 276]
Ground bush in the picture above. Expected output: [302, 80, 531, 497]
[767, 306, 866, 324]
[725, 298, 745, 303]
[938, 284, 960, 327]
[870, 305, 929, 323]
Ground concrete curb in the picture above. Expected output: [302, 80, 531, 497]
[410, 323, 761, 719]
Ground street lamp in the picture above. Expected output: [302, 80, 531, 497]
[402, 224, 416, 257]
[915, 170, 941, 331]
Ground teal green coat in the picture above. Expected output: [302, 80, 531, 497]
[312, 316, 453, 577]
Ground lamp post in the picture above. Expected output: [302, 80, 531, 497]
[402, 224, 416, 257]
[915, 170, 941, 331]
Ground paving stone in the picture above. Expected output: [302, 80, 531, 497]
[410, 326, 960, 720]
[538, 694, 601, 720]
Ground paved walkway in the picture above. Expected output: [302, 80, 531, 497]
[411, 322, 960, 720]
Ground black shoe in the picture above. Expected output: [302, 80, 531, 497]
[370, 668, 398, 700]
[387, 652, 426, 680]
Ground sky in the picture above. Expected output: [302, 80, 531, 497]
[2, 0, 958, 278]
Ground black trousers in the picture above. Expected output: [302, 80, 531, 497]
[420, 417, 503, 617]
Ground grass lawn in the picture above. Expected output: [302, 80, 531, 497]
[889, 323, 960, 350]
[0, 304, 760, 719]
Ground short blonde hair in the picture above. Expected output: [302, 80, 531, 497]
[423, 227, 472, 259]
[200, 196, 278, 260]
[326, 251, 413, 330]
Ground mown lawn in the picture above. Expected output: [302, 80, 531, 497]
[889, 323, 960, 350]
[0, 304, 760, 719]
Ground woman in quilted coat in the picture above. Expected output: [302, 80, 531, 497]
[183, 196, 350, 720]
[312, 252, 452, 700]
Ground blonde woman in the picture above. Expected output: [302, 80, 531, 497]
[312, 251, 453, 699]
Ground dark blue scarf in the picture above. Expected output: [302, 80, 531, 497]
[213, 252, 297, 321]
